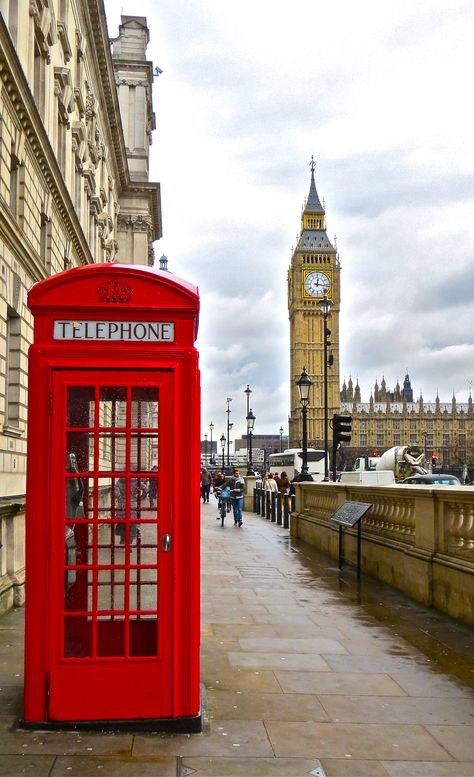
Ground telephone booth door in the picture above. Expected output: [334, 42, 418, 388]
[49, 368, 173, 721]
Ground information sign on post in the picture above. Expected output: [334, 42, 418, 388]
[330, 501, 372, 578]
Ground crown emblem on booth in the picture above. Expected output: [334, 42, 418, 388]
[96, 279, 133, 303]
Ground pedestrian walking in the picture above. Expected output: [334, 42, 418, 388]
[201, 467, 212, 503]
[228, 468, 245, 526]
[263, 472, 278, 493]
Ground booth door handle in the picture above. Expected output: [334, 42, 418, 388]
[162, 534, 172, 552]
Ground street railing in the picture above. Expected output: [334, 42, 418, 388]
[253, 483, 295, 529]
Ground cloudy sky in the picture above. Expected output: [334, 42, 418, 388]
[105, 0, 474, 446]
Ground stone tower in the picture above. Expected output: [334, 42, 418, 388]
[288, 159, 341, 447]
[111, 16, 162, 265]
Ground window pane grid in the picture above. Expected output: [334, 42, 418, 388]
[64, 383, 160, 659]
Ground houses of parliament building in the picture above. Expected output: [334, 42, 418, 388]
[288, 163, 473, 474]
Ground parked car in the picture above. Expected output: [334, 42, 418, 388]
[401, 474, 461, 485]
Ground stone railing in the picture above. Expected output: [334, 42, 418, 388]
[291, 483, 474, 627]
[0, 500, 26, 615]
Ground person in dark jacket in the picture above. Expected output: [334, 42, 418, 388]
[228, 469, 245, 526]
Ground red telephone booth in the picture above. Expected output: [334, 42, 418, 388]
[23, 264, 201, 730]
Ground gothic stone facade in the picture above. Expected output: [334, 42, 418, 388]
[340, 374, 474, 474]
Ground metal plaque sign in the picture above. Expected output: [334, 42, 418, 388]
[53, 320, 175, 342]
[330, 501, 372, 527]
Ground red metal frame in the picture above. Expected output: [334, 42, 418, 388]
[24, 265, 200, 726]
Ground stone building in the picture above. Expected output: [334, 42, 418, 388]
[0, 2, 161, 611]
[340, 373, 474, 473]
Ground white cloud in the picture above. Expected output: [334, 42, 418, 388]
[105, 0, 474, 442]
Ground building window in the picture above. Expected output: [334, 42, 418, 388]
[426, 421, 433, 431]
[459, 420, 465, 430]
[410, 435, 417, 445]
[443, 435, 449, 446]
[360, 434, 367, 447]
[5, 307, 21, 430]
[376, 434, 384, 447]
[410, 421, 417, 431]
[426, 435, 433, 447]
[9, 151, 21, 217]
[393, 434, 400, 446]
[393, 421, 400, 431]
[34, 39, 46, 117]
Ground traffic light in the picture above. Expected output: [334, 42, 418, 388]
[431, 454, 438, 468]
[333, 413, 352, 446]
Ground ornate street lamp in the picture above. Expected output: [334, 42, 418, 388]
[279, 425, 284, 452]
[226, 398, 232, 466]
[244, 384, 252, 462]
[317, 295, 333, 480]
[246, 408, 256, 475]
[209, 421, 214, 464]
[295, 367, 313, 481]
[220, 434, 226, 469]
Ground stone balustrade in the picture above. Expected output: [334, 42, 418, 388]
[291, 482, 474, 627]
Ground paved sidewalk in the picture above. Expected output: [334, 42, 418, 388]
[1, 505, 474, 776]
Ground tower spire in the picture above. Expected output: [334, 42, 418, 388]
[305, 155, 324, 214]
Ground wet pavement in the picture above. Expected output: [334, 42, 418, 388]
[1, 505, 474, 776]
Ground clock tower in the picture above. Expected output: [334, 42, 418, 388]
[288, 159, 341, 448]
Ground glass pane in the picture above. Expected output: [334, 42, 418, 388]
[96, 522, 131, 559]
[67, 387, 94, 428]
[97, 616, 125, 657]
[129, 523, 158, 567]
[130, 568, 157, 611]
[97, 433, 126, 471]
[131, 387, 158, 428]
[129, 617, 158, 657]
[131, 433, 158, 472]
[64, 616, 92, 658]
[97, 568, 126, 612]
[65, 521, 93, 566]
[64, 568, 93, 613]
[66, 432, 94, 473]
[148, 475, 158, 512]
[114, 477, 149, 520]
[99, 387, 127, 428]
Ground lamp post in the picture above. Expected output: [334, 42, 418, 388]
[317, 295, 333, 480]
[246, 408, 256, 475]
[209, 421, 214, 465]
[204, 433, 208, 464]
[226, 397, 232, 467]
[279, 425, 284, 452]
[220, 434, 226, 469]
[244, 385, 252, 467]
[295, 367, 313, 481]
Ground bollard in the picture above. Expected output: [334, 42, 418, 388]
[253, 487, 258, 513]
[283, 497, 290, 529]
[276, 495, 282, 526]
[260, 488, 266, 517]
[271, 492, 277, 522]
[265, 490, 271, 520]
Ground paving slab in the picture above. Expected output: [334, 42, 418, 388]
[1, 506, 474, 776]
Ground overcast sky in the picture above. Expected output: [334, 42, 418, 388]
[105, 0, 474, 446]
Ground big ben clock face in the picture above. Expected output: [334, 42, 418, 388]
[304, 271, 330, 297]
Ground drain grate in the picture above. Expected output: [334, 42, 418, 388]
[238, 566, 283, 578]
